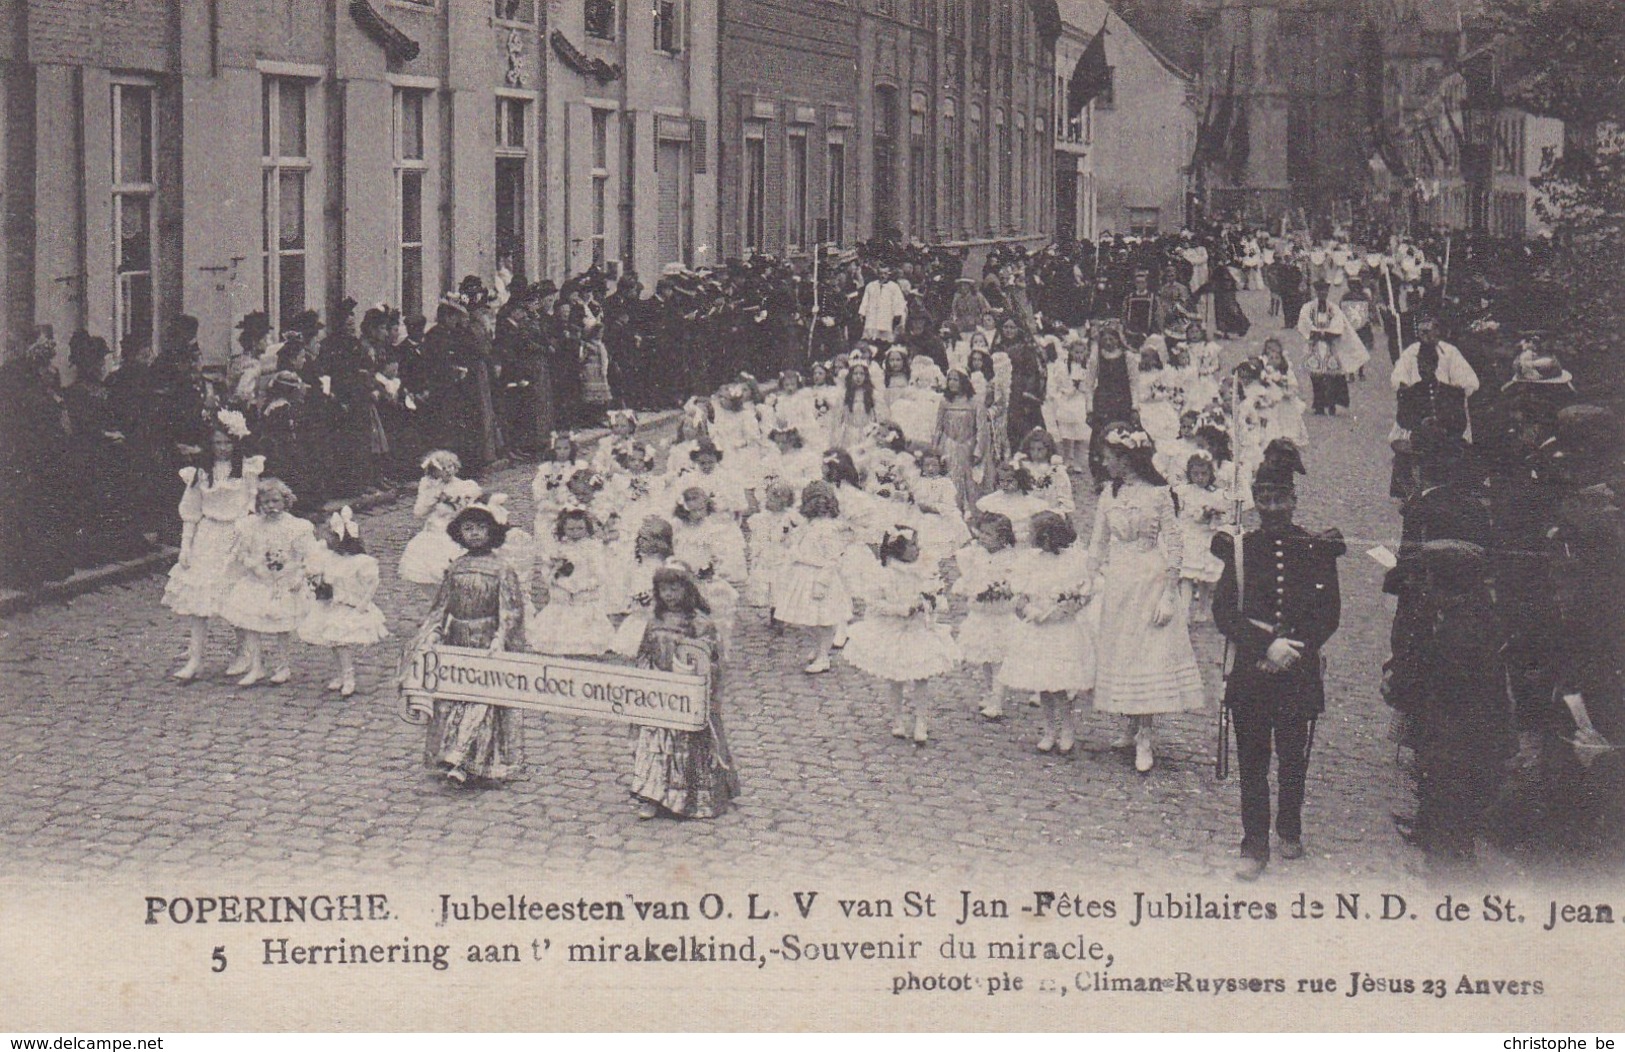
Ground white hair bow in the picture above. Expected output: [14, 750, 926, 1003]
[216, 408, 251, 439]
[328, 506, 359, 540]
[486, 493, 512, 526]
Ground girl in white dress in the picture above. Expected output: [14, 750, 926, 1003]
[761, 426, 822, 493]
[909, 447, 970, 569]
[673, 438, 752, 518]
[1172, 452, 1228, 624]
[709, 382, 767, 503]
[775, 481, 853, 674]
[399, 450, 482, 586]
[526, 508, 614, 656]
[1014, 428, 1075, 516]
[1045, 337, 1093, 472]
[842, 528, 959, 746]
[770, 369, 821, 440]
[671, 486, 748, 652]
[610, 516, 673, 659]
[953, 513, 1021, 720]
[829, 360, 888, 451]
[1086, 424, 1206, 772]
[298, 507, 389, 697]
[975, 459, 1049, 549]
[220, 478, 317, 687]
[1001, 512, 1096, 755]
[161, 414, 263, 682]
[889, 358, 945, 447]
[744, 479, 802, 614]
[591, 411, 642, 475]
[532, 432, 588, 541]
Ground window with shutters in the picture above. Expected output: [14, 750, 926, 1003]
[873, 86, 898, 236]
[591, 108, 610, 266]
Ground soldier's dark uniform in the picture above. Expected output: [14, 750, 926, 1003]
[1212, 522, 1345, 867]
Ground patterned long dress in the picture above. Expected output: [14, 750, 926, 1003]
[630, 612, 738, 819]
[932, 396, 984, 514]
[410, 551, 528, 783]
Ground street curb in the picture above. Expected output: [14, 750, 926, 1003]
[0, 408, 682, 620]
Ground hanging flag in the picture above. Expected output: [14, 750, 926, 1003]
[1199, 46, 1239, 166]
[1067, 16, 1112, 119]
[1227, 96, 1250, 177]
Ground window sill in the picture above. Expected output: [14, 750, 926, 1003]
[492, 19, 537, 31]
[652, 49, 683, 58]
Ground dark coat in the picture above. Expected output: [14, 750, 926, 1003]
[1213, 525, 1345, 715]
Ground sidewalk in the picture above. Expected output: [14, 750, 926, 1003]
[0, 408, 681, 619]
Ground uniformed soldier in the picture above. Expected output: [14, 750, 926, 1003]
[1213, 462, 1345, 881]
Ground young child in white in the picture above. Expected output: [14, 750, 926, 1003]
[671, 486, 748, 650]
[161, 414, 263, 682]
[591, 410, 642, 474]
[610, 516, 674, 659]
[1000, 511, 1095, 755]
[299, 506, 389, 697]
[841, 527, 960, 745]
[399, 450, 481, 586]
[975, 459, 1049, 548]
[526, 507, 615, 656]
[1172, 452, 1228, 623]
[532, 431, 588, 541]
[220, 478, 317, 686]
[775, 481, 854, 674]
[953, 513, 1021, 720]
[744, 479, 801, 618]
[675, 438, 752, 518]
[909, 447, 970, 569]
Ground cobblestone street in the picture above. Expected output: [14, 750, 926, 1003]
[1, 291, 1438, 884]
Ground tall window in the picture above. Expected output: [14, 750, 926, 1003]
[908, 92, 928, 235]
[941, 100, 958, 235]
[591, 108, 610, 267]
[495, 95, 530, 279]
[997, 107, 1010, 231]
[584, 0, 616, 40]
[394, 88, 428, 315]
[787, 127, 808, 251]
[653, 0, 682, 53]
[968, 102, 982, 233]
[944, 0, 963, 38]
[262, 77, 311, 330]
[1016, 111, 1027, 229]
[971, 0, 989, 52]
[873, 86, 898, 236]
[825, 133, 846, 247]
[743, 123, 766, 253]
[112, 81, 156, 358]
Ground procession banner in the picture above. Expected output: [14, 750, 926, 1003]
[400, 644, 709, 732]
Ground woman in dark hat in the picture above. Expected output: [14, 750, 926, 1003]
[403, 501, 527, 788]
[63, 333, 146, 564]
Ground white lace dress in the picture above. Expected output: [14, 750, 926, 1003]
[1086, 482, 1205, 714]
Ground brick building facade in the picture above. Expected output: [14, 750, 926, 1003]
[1, 0, 715, 367]
[716, 0, 1060, 261]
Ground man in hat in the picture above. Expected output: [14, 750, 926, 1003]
[1383, 539, 1514, 867]
[1213, 458, 1345, 881]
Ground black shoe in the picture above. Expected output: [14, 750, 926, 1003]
[1279, 838, 1305, 860]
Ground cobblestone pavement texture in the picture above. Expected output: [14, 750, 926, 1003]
[0, 289, 1463, 885]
